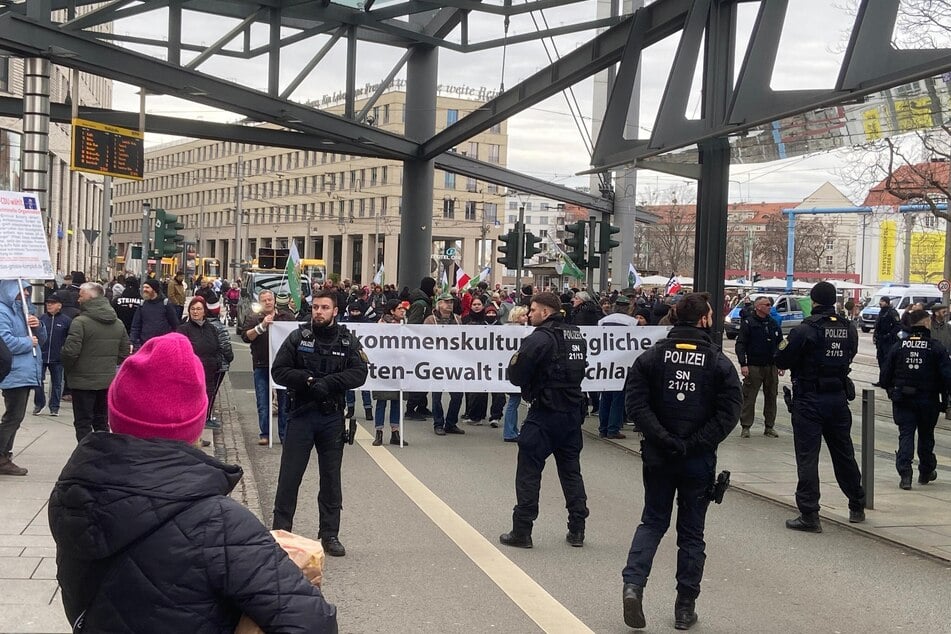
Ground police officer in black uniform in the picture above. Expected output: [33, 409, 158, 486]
[776, 281, 866, 533]
[500, 291, 589, 549]
[879, 309, 951, 490]
[622, 292, 741, 631]
[271, 289, 369, 557]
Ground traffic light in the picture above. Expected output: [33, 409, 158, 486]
[154, 208, 185, 257]
[108, 245, 117, 259]
[523, 231, 542, 260]
[598, 220, 621, 254]
[497, 224, 521, 270]
[564, 221, 587, 268]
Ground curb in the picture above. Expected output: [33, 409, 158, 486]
[215, 376, 264, 522]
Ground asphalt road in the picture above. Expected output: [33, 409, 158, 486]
[227, 334, 951, 634]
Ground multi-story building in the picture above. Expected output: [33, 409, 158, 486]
[0, 10, 113, 278]
[111, 91, 507, 285]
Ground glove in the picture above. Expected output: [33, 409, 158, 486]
[308, 378, 329, 399]
[664, 435, 686, 458]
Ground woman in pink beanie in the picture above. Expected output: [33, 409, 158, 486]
[48, 333, 338, 633]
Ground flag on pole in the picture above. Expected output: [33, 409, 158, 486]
[546, 235, 584, 279]
[372, 265, 385, 285]
[284, 242, 302, 310]
[463, 266, 491, 290]
[628, 263, 643, 288]
[455, 266, 470, 290]
[664, 274, 682, 296]
[440, 268, 450, 294]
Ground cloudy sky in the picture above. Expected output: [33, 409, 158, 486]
[105, 0, 925, 205]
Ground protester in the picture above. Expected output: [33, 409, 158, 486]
[34, 292, 71, 416]
[112, 276, 143, 335]
[130, 279, 181, 350]
[372, 299, 407, 446]
[48, 332, 338, 632]
[404, 276, 436, 420]
[61, 283, 130, 442]
[203, 297, 234, 428]
[178, 296, 225, 430]
[0, 281, 46, 476]
[425, 293, 465, 435]
[167, 271, 186, 308]
[501, 306, 529, 442]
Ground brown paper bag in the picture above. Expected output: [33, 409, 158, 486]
[235, 530, 325, 634]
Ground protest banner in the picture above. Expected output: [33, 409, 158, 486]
[0, 191, 54, 279]
[268, 322, 670, 393]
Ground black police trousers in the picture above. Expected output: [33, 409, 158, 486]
[791, 390, 865, 515]
[512, 404, 589, 534]
[622, 449, 715, 599]
[272, 407, 345, 538]
[892, 397, 939, 477]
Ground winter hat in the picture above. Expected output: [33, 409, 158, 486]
[108, 333, 207, 443]
[420, 276, 437, 297]
[205, 296, 221, 315]
[143, 279, 162, 295]
[70, 271, 87, 286]
[810, 281, 837, 307]
[275, 292, 291, 309]
[112, 283, 125, 296]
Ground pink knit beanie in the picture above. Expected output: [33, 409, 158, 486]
[108, 333, 208, 443]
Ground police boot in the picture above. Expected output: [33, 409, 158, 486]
[622, 583, 646, 629]
[785, 512, 822, 533]
[345, 405, 355, 420]
[918, 470, 937, 485]
[899, 473, 913, 490]
[372, 430, 383, 446]
[499, 531, 533, 549]
[565, 528, 584, 547]
[674, 596, 698, 630]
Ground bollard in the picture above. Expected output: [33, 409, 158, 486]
[861, 388, 875, 510]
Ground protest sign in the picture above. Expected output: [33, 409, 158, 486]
[0, 191, 53, 279]
[268, 322, 670, 392]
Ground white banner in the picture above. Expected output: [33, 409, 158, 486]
[0, 192, 54, 279]
[268, 321, 670, 392]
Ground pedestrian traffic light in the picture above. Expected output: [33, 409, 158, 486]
[154, 208, 185, 257]
[564, 221, 587, 268]
[523, 231, 543, 260]
[497, 225, 521, 270]
[598, 220, 621, 254]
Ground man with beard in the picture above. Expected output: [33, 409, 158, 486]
[112, 276, 144, 335]
[271, 290, 368, 557]
[130, 279, 181, 351]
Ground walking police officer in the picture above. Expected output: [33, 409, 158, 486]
[776, 281, 866, 532]
[500, 291, 589, 549]
[879, 309, 951, 490]
[271, 289, 369, 557]
[621, 292, 741, 631]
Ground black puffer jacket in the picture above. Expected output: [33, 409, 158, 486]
[49, 433, 338, 633]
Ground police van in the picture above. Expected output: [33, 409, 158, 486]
[724, 293, 805, 340]
[858, 284, 942, 333]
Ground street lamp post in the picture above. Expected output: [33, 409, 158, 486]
[141, 201, 151, 279]
[232, 155, 244, 278]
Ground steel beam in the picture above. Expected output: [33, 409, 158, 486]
[60, 0, 133, 31]
[356, 49, 412, 122]
[268, 6, 281, 96]
[185, 8, 262, 70]
[0, 12, 420, 159]
[279, 28, 345, 100]
[465, 16, 622, 52]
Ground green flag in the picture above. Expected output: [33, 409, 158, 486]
[285, 242, 301, 311]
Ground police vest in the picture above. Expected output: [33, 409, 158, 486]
[893, 335, 937, 393]
[294, 323, 354, 380]
[538, 320, 587, 388]
[804, 314, 853, 378]
[650, 338, 716, 433]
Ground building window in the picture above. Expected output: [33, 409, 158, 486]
[487, 144, 500, 164]
[468, 142, 478, 158]
[445, 171, 455, 189]
[538, 216, 548, 226]
[525, 202, 533, 211]
[466, 177, 477, 192]
[484, 203, 498, 223]
[540, 203, 549, 211]
[508, 214, 517, 223]
[447, 109, 459, 125]
[489, 122, 502, 134]
[824, 255, 834, 268]
[508, 201, 517, 210]
[383, 104, 390, 124]
[442, 198, 455, 219]
[825, 238, 834, 251]
[465, 201, 477, 220]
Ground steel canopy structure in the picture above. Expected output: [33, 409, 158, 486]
[0, 0, 948, 312]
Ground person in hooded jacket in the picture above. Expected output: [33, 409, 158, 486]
[61, 283, 130, 442]
[49, 333, 338, 633]
[112, 276, 143, 334]
[0, 280, 47, 476]
[59, 271, 85, 319]
[404, 276, 436, 419]
[34, 292, 71, 416]
[204, 297, 235, 427]
[177, 296, 223, 426]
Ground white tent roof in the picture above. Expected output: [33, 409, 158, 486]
[753, 278, 812, 290]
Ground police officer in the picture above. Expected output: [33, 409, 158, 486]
[776, 281, 866, 532]
[500, 291, 589, 549]
[735, 296, 783, 438]
[271, 289, 369, 557]
[879, 309, 951, 490]
[621, 292, 741, 631]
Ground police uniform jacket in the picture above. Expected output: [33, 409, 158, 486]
[775, 305, 856, 392]
[873, 306, 900, 347]
[271, 320, 368, 409]
[624, 325, 741, 459]
[879, 326, 951, 402]
[735, 311, 782, 367]
[508, 314, 586, 411]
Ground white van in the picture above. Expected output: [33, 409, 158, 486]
[858, 284, 943, 332]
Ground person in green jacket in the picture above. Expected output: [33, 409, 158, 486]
[61, 282, 131, 442]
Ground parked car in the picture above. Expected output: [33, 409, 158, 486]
[858, 284, 942, 333]
[724, 293, 805, 339]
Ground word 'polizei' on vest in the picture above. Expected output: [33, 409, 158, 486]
[657, 340, 715, 414]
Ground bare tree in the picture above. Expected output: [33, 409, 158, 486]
[639, 184, 697, 276]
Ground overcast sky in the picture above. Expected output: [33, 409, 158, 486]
[105, 0, 916, 205]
